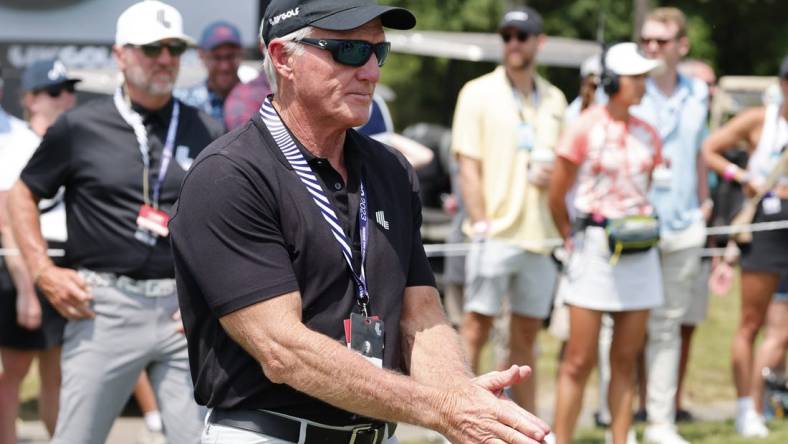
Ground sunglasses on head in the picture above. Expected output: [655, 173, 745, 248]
[500, 31, 531, 43]
[36, 82, 76, 98]
[134, 41, 188, 58]
[296, 38, 391, 67]
[639, 37, 674, 47]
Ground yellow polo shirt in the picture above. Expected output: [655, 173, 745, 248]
[451, 66, 567, 254]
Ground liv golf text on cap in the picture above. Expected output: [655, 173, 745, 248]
[261, 0, 416, 45]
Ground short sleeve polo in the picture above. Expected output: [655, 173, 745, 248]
[19, 97, 223, 278]
[170, 112, 435, 422]
[450, 67, 568, 253]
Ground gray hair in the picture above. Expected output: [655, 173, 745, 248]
[261, 26, 313, 94]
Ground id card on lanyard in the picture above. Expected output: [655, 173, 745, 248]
[512, 85, 539, 151]
[258, 98, 384, 366]
[114, 87, 180, 246]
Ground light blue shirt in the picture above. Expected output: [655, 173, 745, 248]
[631, 74, 709, 232]
[174, 82, 225, 124]
[0, 106, 12, 134]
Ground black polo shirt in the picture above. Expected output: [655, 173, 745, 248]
[20, 96, 223, 279]
[171, 111, 436, 424]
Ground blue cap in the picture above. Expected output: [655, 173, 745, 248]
[199, 21, 242, 51]
[22, 58, 80, 92]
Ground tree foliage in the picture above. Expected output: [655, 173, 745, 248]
[379, 0, 787, 130]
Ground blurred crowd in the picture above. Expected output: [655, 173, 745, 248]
[0, 1, 785, 444]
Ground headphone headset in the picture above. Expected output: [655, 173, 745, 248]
[599, 44, 620, 96]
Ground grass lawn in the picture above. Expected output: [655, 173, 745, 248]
[402, 420, 788, 444]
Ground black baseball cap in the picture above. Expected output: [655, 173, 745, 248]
[21, 58, 80, 92]
[261, 0, 416, 45]
[780, 55, 788, 78]
[498, 6, 543, 34]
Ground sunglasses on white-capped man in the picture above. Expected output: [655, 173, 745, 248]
[128, 41, 188, 58]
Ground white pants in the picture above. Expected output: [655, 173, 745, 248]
[646, 247, 701, 425]
[201, 411, 400, 444]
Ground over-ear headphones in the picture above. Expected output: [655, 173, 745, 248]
[600, 44, 620, 96]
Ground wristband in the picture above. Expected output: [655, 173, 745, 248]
[722, 163, 738, 182]
[471, 220, 490, 236]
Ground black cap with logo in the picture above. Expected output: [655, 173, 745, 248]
[261, 0, 416, 45]
[22, 58, 81, 92]
[498, 6, 543, 34]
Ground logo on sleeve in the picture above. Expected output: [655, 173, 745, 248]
[375, 211, 389, 230]
[175, 145, 193, 170]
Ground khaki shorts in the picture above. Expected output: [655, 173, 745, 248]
[464, 240, 557, 319]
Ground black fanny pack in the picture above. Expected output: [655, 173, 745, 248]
[605, 215, 661, 255]
[577, 214, 660, 262]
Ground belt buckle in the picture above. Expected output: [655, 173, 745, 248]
[348, 424, 378, 444]
[144, 280, 158, 297]
[144, 279, 173, 297]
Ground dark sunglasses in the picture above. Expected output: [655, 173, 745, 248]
[501, 31, 531, 43]
[639, 37, 674, 47]
[135, 41, 188, 58]
[296, 38, 391, 67]
[36, 82, 76, 98]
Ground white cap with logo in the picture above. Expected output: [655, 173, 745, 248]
[116, 0, 195, 47]
[605, 42, 661, 76]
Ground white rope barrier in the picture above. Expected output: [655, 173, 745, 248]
[0, 248, 65, 257]
[423, 219, 788, 258]
[0, 220, 785, 259]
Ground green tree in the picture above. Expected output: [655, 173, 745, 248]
[378, 0, 787, 130]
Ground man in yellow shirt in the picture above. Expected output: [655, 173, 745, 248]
[452, 5, 567, 414]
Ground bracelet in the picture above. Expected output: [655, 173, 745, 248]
[32, 264, 51, 286]
[722, 163, 738, 182]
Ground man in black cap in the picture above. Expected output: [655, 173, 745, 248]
[177, 20, 245, 124]
[171, 1, 551, 443]
[452, 5, 567, 415]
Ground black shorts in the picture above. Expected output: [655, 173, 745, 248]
[0, 243, 68, 351]
[740, 198, 788, 278]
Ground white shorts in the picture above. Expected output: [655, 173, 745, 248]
[464, 240, 557, 319]
[559, 227, 663, 312]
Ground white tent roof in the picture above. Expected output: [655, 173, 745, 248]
[387, 30, 601, 67]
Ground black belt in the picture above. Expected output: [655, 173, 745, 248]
[573, 214, 608, 232]
[208, 408, 397, 444]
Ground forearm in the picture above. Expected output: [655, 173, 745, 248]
[400, 286, 472, 387]
[0, 218, 37, 298]
[221, 298, 449, 430]
[548, 160, 575, 240]
[457, 156, 486, 224]
[8, 182, 51, 280]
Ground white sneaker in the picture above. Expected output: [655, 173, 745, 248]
[136, 427, 167, 444]
[735, 409, 769, 438]
[643, 424, 689, 444]
[605, 429, 638, 444]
